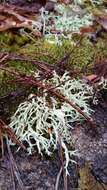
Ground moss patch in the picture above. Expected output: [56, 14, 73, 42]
[1, 31, 107, 96]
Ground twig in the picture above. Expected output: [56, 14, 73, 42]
[54, 36, 84, 74]
[57, 132, 68, 190]
[9, 153, 16, 190]
[0, 119, 26, 150]
[0, 53, 54, 76]
[0, 65, 95, 128]
[0, 53, 9, 63]
[52, 90, 95, 127]
[0, 129, 4, 158]
[6, 137, 25, 190]
[63, 173, 68, 190]
[55, 166, 63, 190]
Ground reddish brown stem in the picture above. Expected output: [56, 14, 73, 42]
[0, 65, 95, 128]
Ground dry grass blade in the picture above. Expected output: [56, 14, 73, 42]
[0, 119, 26, 188]
[56, 134, 68, 190]
[6, 136, 25, 190]
[0, 119, 26, 156]
[55, 166, 63, 190]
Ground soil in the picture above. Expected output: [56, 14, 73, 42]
[0, 150, 78, 190]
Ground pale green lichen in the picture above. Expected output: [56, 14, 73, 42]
[94, 77, 107, 104]
[98, 77, 107, 89]
[42, 3, 93, 43]
[90, 0, 103, 5]
[9, 71, 93, 174]
[74, 0, 102, 5]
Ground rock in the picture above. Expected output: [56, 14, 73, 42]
[79, 162, 107, 190]
[92, 153, 107, 184]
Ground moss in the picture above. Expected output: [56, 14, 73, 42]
[1, 31, 107, 96]
[19, 39, 73, 64]
[69, 37, 107, 71]
[69, 37, 94, 69]
[94, 38, 107, 60]
[0, 31, 29, 52]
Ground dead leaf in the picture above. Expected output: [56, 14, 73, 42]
[0, 4, 42, 36]
[58, 0, 71, 5]
[83, 74, 98, 82]
[94, 10, 107, 31]
[96, 16, 107, 30]
[80, 26, 95, 34]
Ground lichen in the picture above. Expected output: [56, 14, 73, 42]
[9, 71, 93, 174]
[44, 4, 93, 34]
